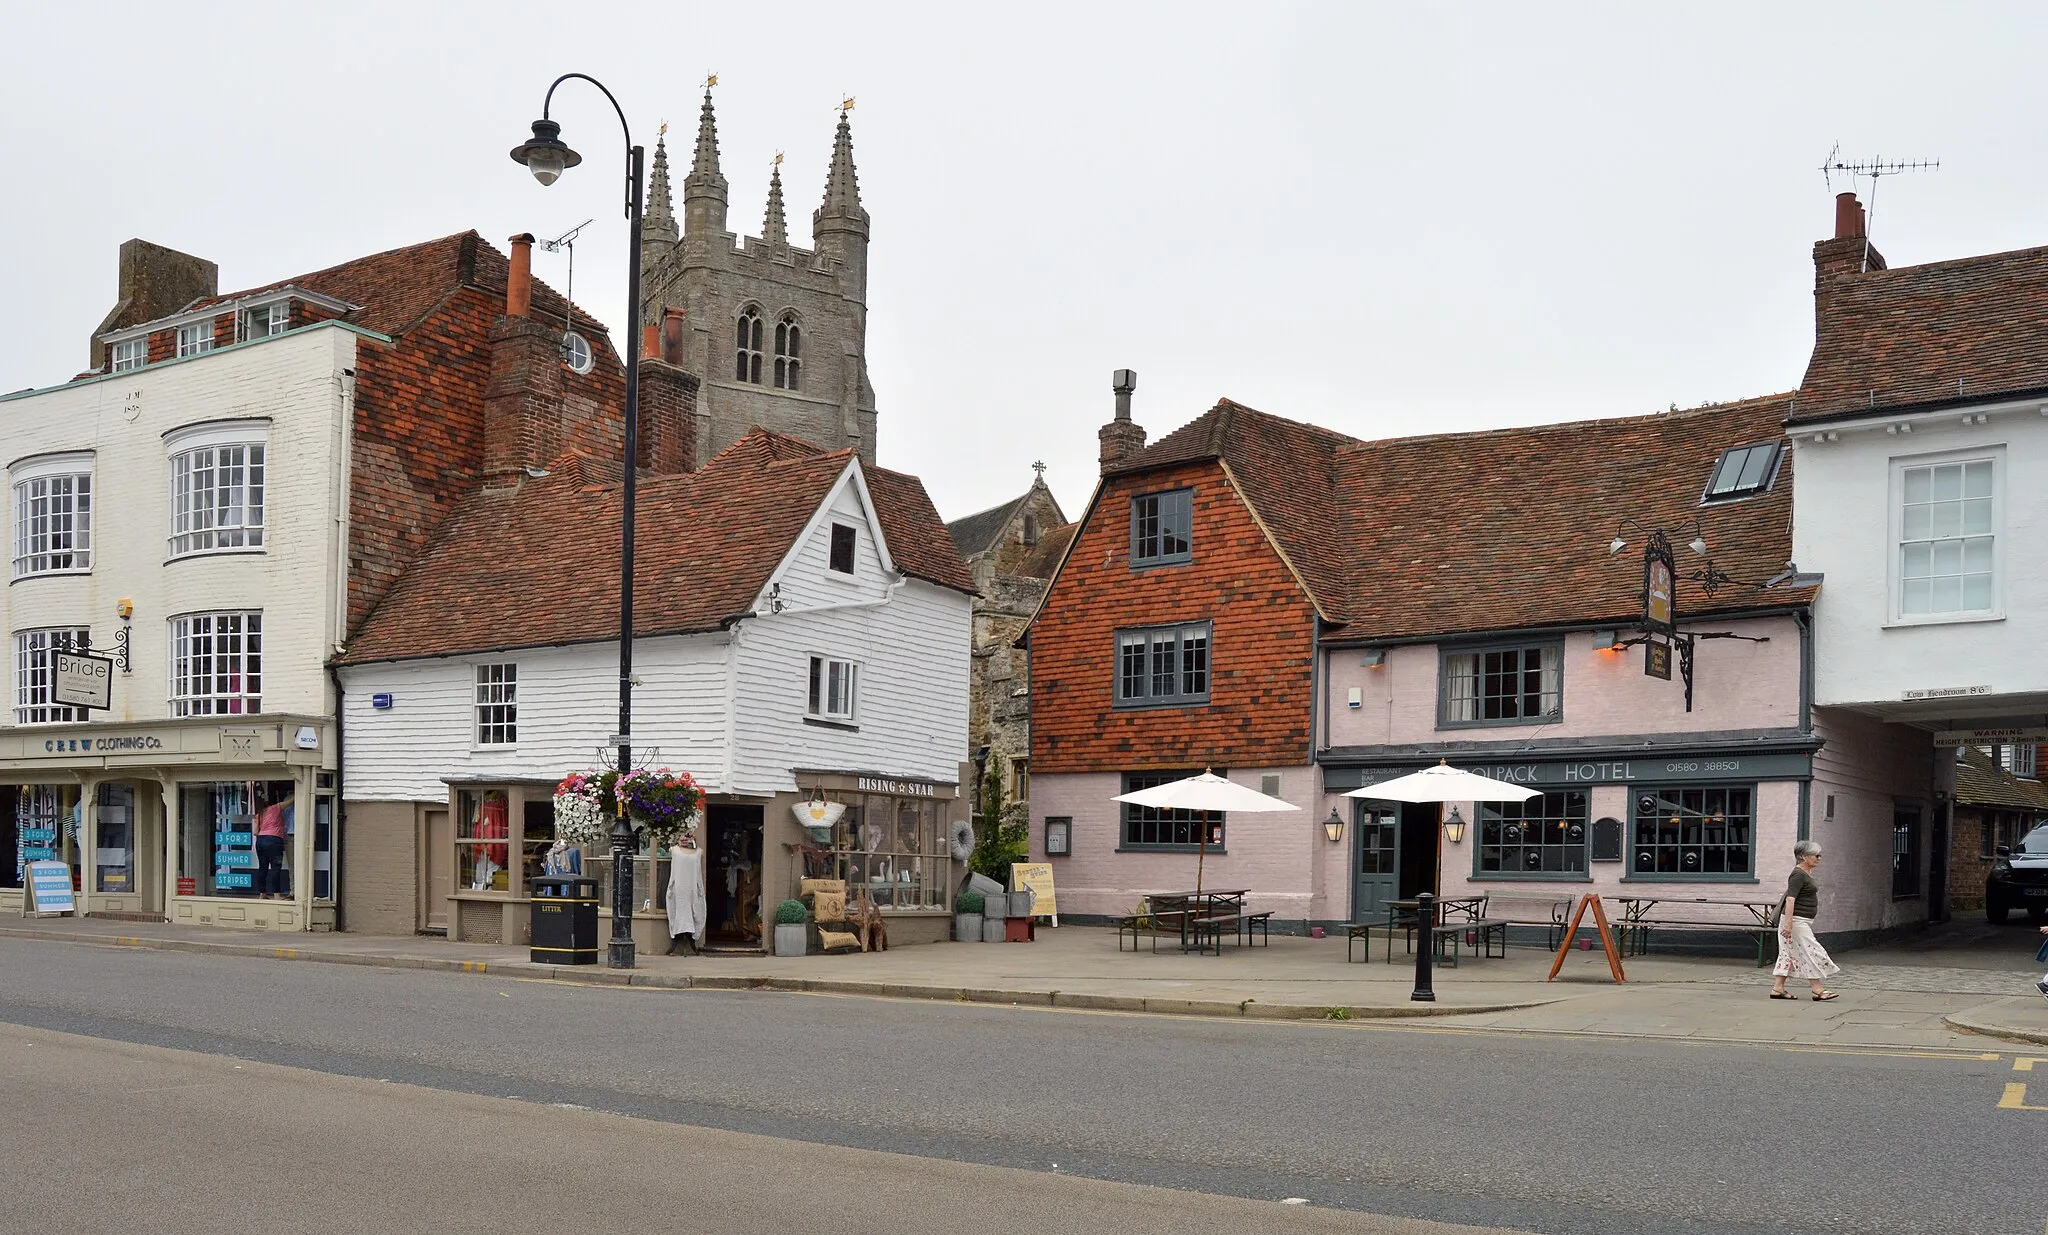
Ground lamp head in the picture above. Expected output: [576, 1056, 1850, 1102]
[1323, 808, 1345, 843]
[1442, 806, 1467, 845]
[1607, 536, 1628, 556]
[510, 118, 581, 186]
[1687, 534, 1709, 557]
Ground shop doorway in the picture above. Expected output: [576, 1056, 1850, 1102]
[93, 782, 162, 916]
[1351, 803, 1399, 923]
[704, 804, 764, 949]
[420, 807, 452, 934]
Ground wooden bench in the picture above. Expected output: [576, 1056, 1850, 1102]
[1432, 916, 1509, 966]
[1479, 895, 1576, 951]
[1613, 897, 1781, 967]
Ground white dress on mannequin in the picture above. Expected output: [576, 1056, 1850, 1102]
[666, 844, 707, 940]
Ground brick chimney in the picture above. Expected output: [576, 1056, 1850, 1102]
[506, 233, 534, 317]
[90, 239, 218, 370]
[1098, 368, 1146, 475]
[1812, 192, 1888, 343]
[484, 234, 579, 488]
[637, 357, 699, 474]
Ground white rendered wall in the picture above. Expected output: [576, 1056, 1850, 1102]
[0, 327, 355, 724]
[1791, 403, 2048, 709]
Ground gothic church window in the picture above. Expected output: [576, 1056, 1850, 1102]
[735, 308, 764, 384]
[774, 313, 802, 391]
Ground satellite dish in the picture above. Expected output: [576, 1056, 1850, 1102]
[559, 330, 594, 375]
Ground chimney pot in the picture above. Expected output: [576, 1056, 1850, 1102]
[1112, 368, 1137, 422]
[661, 306, 686, 365]
[642, 323, 661, 361]
[507, 233, 535, 318]
[1833, 193, 1863, 240]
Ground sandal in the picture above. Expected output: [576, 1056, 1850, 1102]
[1769, 991, 1796, 1000]
[1811, 991, 1839, 1001]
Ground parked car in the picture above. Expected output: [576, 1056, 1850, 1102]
[1987, 824, 2048, 923]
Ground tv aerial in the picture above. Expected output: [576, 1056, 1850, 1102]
[536, 220, 596, 373]
[1819, 145, 1939, 272]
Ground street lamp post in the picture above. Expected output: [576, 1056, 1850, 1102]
[511, 74, 645, 969]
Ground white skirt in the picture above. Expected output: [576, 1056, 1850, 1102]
[1772, 916, 1840, 981]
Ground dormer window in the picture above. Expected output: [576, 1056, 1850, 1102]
[1702, 442, 1781, 502]
[177, 322, 215, 357]
[110, 338, 147, 372]
[242, 302, 288, 340]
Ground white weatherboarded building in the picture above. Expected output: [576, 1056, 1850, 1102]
[337, 429, 976, 950]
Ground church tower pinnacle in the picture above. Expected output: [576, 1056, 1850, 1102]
[762, 157, 788, 247]
[683, 87, 728, 236]
[813, 102, 870, 292]
[644, 131, 678, 245]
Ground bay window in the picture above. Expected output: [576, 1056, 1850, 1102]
[169, 611, 262, 716]
[12, 454, 93, 576]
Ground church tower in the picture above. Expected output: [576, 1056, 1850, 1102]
[640, 88, 877, 466]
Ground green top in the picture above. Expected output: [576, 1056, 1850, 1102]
[1785, 868, 1819, 920]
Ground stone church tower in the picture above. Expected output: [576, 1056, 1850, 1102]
[640, 89, 877, 465]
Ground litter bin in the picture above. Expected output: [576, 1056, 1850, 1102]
[529, 875, 600, 965]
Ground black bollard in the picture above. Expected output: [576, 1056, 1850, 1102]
[1411, 891, 1436, 1002]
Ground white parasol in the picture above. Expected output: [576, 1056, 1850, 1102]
[1113, 770, 1297, 891]
[1342, 760, 1541, 804]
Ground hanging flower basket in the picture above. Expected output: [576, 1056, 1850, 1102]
[791, 795, 846, 845]
[554, 766, 706, 852]
[552, 771, 615, 850]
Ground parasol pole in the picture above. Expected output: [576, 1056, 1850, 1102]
[1195, 824, 1207, 893]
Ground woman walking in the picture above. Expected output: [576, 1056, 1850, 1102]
[1770, 839, 1840, 1001]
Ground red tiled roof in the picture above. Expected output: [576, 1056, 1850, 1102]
[1100, 394, 1807, 639]
[1795, 243, 2048, 423]
[189, 231, 608, 342]
[341, 430, 971, 664]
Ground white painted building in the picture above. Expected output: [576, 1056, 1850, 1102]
[335, 430, 976, 951]
[1790, 193, 2048, 918]
[0, 297, 359, 930]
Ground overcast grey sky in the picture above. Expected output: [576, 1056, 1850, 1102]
[4, 2, 2045, 523]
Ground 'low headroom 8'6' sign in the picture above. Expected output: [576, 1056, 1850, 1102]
[53, 650, 113, 711]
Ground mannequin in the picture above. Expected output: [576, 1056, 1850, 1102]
[665, 832, 707, 956]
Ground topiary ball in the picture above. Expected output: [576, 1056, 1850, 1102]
[773, 898, 809, 925]
[954, 889, 985, 915]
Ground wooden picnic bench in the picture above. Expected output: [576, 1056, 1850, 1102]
[1611, 895, 1781, 967]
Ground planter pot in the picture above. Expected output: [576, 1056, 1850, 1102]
[954, 912, 983, 941]
[981, 917, 1007, 943]
[773, 923, 809, 957]
[1008, 891, 1036, 918]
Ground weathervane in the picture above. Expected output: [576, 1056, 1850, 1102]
[840, 96, 856, 114]
[1032, 460, 1047, 480]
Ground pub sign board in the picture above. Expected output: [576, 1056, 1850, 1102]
[53, 650, 113, 710]
[1641, 540, 1676, 637]
[1644, 637, 1672, 681]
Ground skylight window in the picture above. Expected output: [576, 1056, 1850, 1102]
[1703, 442, 1780, 502]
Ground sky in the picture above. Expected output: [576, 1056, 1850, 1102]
[5, 2, 2047, 524]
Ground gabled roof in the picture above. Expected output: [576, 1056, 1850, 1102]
[1795, 243, 2048, 423]
[340, 429, 972, 665]
[186, 231, 608, 343]
[946, 492, 1032, 558]
[1954, 746, 2048, 812]
[1083, 393, 1807, 641]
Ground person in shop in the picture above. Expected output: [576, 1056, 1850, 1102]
[255, 790, 293, 901]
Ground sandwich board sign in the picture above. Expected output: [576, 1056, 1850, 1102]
[24, 860, 76, 917]
[52, 650, 113, 711]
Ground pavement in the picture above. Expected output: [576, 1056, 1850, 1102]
[4, 911, 2045, 1048]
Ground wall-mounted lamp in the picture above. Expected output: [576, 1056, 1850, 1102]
[1442, 807, 1467, 845]
[1361, 649, 1385, 668]
[1323, 809, 1345, 843]
[1591, 629, 1618, 651]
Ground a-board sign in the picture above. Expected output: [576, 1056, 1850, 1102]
[24, 860, 76, 916]
[1011, 862, 1057, 922]
[53, 650, 113, 710]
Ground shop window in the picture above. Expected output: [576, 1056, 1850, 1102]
[1628, 787, 1754, 878]
[1892, 806, 1922, 899]
[169, 611, 261, 716]
[12, 457, 93, 577]
[1477, 791, 1589, 877]
[475, 663, 517, 745]
[10, 784, 79, 888]
[178, 780, 296, 899]
[14, 627, 91, 724]
[96, 783, 136, 894]
[1114, 622, 1210, 707]
[1120, 768, 1222, 850]
[826, 795, 949, 910]
[457, 789, 514, 892]
[1441, 642, 1561, 727]
[1130, 488, 1192, 567]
